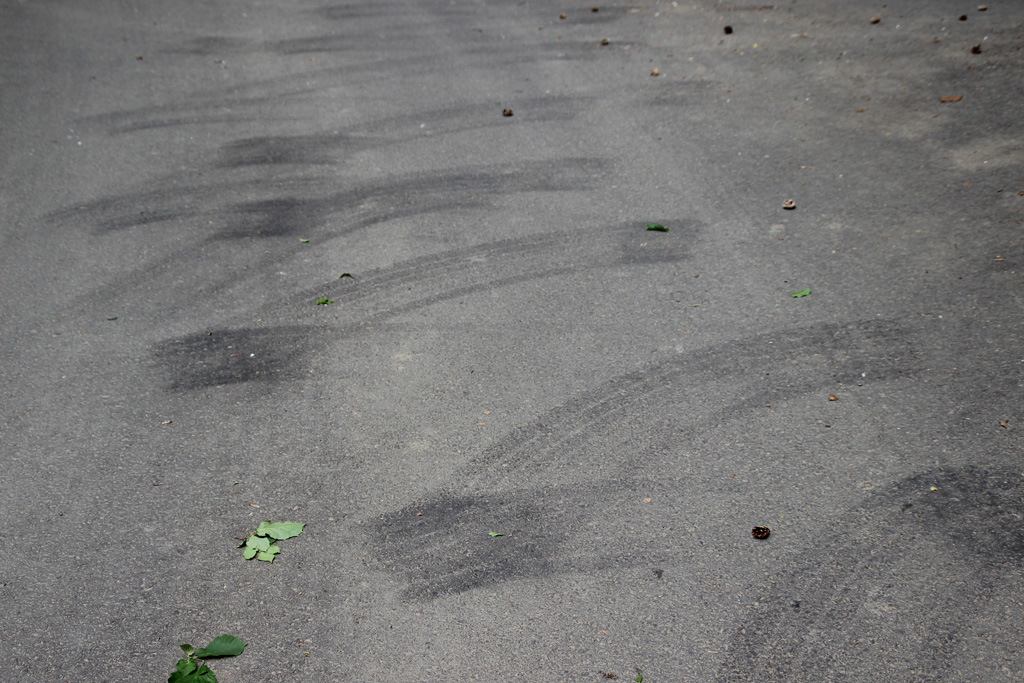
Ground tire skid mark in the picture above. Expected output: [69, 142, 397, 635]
[716, 465, 1024, 682]
[372, 320, 919, 600]
[153, 223, 695, 391]
[311, 222, 693, 314]
[52, 158, 611, 326]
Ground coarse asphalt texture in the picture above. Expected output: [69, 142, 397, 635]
[1, 1, 1022, 681]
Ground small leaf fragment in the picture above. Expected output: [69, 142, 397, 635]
[256, 521, 306, 540]
[246, 535, 272, 552]
[636, 676, 644, 683]
[180, 644, 195, 656]
[195, 634, 247, 658]
[645, 223, 668, 232]
[316, 298, 334, 306]
[791, 288, 811, 298]
[300, 238, 310, 243]
[338, 273, 354, 279]
[257, 545, 281, 562]
[488, 531, 504, 537]
[242, 546, 257, 560]
[107, 317, 118, 321]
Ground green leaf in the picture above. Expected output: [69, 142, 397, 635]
[257, 545, 281, 562]
[176, 658, 197, 675]
[791, 287, 811, 298]
[246, 535, 272, 552]
[316, 298, 334, 306]
[169, 661, 217, 683]
[195, 634, 247, 659]
[242, 546, 257, 560]
[488, 532, 504, 537]
[645, 223, 668, 232]
[180, 644, 195, 656]
[338, 273, 354, 279]
[300, 238, 310, 243]
[256, 521, 305, 540]
[635, 676, 643, 683]
[107, 317, 118, 321]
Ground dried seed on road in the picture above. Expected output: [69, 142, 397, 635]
[724, 25, 733, 34]
[782, 199, 796, 209]
[939, 94, 963, 102]
[752, 526, 771, 539]
[828, 394, 839, 401]
[502, 108, 513, 116]
[650, 67, 660, 76]
[870, 16, 881, 24]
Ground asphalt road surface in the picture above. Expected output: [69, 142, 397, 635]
[2, 1, 1022, 682]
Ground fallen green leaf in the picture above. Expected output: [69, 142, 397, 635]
[300, 238, 310, 243]
[635, 676, 643, 683]
[107, 317, 118, 321]
[488, 532, 504, 537]
[168, 634, 246, 683]
[244, 535, 271, 552]
[256, 545, 281, 562]
[338, 273, 354, 279]
[240, 521, 305, 562]
[195, 634, 247, 659]
[176, 658, 197, 676]
[791, 288, 811, 298]
[256, 521, 305, 540]
[645, 223, 668, 232]
[316, 298, 334, 306]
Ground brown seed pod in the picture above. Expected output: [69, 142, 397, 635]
[650, 67, 660, 77]
[752, 526, 771, 539]
[601, 38, 610, 46]
[502, 108, 513, 117]
[782, 199, 796, 210]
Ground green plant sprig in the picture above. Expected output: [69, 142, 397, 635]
[169, 634, 246, 683]
[238, 521, 305, 562]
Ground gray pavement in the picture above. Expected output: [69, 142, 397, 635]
[1, 1, 1022, 681]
